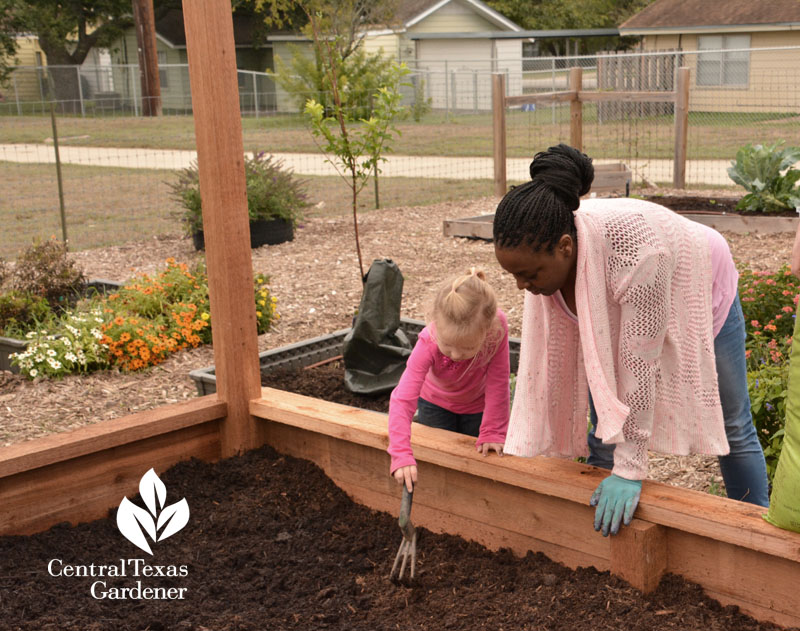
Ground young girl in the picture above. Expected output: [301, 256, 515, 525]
[493, 144, 769, 537]
[387, 269, 510, 492]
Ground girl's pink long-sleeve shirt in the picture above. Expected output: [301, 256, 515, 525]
[387, 309, 510, 473]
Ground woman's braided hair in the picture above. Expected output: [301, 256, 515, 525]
[493, 143, 594, 252]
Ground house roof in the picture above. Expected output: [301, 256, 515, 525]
[155, 8, 265, 48]
[396, 0, 521, 32]
[620, 0, 800, 33]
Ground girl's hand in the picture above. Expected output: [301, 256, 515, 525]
[392, 465, 417, 492]
[477, 442, 504, 457]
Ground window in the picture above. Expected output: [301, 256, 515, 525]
[157, 50, 168, 88]
[697, 35, 750, 87]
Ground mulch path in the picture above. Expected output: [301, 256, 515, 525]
[0, 444, 783, 631]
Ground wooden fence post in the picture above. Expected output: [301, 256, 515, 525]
[182, 0, 262, 457]
[492, 72, 506, 197]
[492, 73, 507, 198]
[673, 67, 690, 189]
[569, 67, 583, 150]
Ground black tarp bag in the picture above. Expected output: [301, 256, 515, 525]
[342, 258, 413, 395]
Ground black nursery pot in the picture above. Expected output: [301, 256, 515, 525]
[192, 218, 294, 251]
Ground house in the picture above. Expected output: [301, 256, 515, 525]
[109, 8, 274, 112]
[269, 0, 526, 112]
[619, 0, 800, 112]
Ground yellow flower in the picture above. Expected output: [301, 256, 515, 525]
[271, 296, 277, 304]
[258, 300, 266, 306]
[200, 312, 210, 321]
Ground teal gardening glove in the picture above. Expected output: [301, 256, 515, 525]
[589, 474, 642, 536]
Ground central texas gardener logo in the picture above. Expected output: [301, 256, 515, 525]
[117, 468, 190, 555]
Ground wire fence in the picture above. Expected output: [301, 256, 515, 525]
[1, 46, 799, 258]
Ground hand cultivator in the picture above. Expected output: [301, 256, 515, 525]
[389, 485, 417, 581]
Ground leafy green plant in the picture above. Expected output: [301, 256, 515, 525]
[748, 361, 789, 480]
[304, 38, 408, 279]
[727, 141, 800, 214]
[271, 43, 397, 120]
[0, 290, 52, 337]
[171, 154, 309, 235]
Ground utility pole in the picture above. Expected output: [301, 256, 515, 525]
[132, 0, 162, 116]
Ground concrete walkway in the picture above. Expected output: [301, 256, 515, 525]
[0, 143, 735, 186]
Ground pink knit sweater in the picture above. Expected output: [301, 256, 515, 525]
[387, 309, 510, 473]
[503, 199, 730, 480]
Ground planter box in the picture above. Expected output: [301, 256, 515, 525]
[0, 279, 122, 373]
[192, 218, 294, 251]
[189, 317, 522, 396]
[443, 211, 799, 241]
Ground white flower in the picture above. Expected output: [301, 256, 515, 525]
[29, 369, 38, 377]
[91, 329, 103, 339]
[35, 354, 45, 362]
[65, 352, 77, 362]
[46, 349, 56, 357]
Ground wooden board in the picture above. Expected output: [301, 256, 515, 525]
[0, 397, 226, 534]
[250, 388, 800, 629]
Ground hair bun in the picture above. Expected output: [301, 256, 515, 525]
[529, 144, 594, 210]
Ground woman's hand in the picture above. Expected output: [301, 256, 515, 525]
[392, 465, 417, 492]
[477, 442, 504, 457]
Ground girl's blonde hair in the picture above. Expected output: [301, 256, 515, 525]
[428, 268, 503, 361]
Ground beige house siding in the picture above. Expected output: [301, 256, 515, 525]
[640, 30, 800, 112]
[407, 1, 497, 34]
[361, 33, 401, 60]
[7, 37, 48, 101]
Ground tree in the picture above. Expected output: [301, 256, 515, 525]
[12, 0, 134, 112]
[254, 0, 400, 60]
[0, 0, 24, 85]
[486, 0, 657, 55]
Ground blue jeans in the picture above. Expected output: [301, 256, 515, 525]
[417, 397, 482, 437]
[587, 294, 770, 507]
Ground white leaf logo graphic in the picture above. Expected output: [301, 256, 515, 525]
[117, 469, 190, 555]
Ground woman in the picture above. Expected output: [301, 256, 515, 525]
[493, 143, 769, 537]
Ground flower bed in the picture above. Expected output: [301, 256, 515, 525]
[0, 279, 121, 373]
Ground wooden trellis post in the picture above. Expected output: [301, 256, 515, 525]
[182, 0, 262, 456]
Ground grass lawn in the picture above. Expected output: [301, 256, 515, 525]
[1, 160, 494, 256]
[2, 108, 797, 161]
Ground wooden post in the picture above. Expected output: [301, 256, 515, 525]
[132, 0, 162, 117]
[569, 67, 582, 150]
[673, 67, 689, 189]
[610, 520, 667, 593]
[492, 73, 507, 198]
[182, 0, 262, 456]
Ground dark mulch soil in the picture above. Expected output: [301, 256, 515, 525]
[261, 361, 391, 413]
[0, 443, 786, 631]
[641, 195, 740, 213]
[0, 364, 791, 631]
[639, 195, 797, 216]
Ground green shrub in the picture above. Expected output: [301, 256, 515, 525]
[748, 361, 790, 480]
[172, 154, 309, 235]
[738, 264, 800, 482]
[727, 141, 800, 214]
[0, 290, 52, 337]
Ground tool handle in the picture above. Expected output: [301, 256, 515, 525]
[398, 484, 414, 529]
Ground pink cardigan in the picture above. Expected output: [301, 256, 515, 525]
[504, 199, 730, 480]
[387, 309, 510, 473]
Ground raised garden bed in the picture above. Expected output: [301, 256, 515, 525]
[443, 196, 798, 240]
[0, 443, 785, 631]
[0, 279, 122, 373]
[189, 318, 522, 397]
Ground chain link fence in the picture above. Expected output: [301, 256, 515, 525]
[2, 46, 799, 258]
